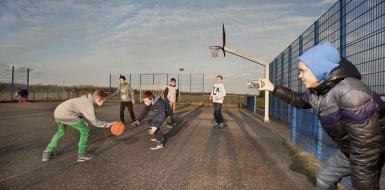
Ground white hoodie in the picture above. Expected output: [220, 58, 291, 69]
[211, 83, 226, 104]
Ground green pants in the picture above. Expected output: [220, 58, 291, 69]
[45, 121, 90, 154]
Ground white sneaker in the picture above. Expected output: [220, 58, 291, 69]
[150, 138, 157, 142]
[150, 143, 164, 150]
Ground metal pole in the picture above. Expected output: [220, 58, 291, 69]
[129, 74, 132, 84]
[109, 74, 112, 93]
[264, 65, 270, 122]
[139, 74, 142, 100]
[222, 47, 269, 122]
[189, 73, 192, 105]
[11, 66, 14, 101]
[177, 74, 180, 102]
[27, 68, 30, 91]
[202, 74, 205, 94]
[223, 47, 267, 66]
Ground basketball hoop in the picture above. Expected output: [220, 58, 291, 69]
[209, 46, 221, 57]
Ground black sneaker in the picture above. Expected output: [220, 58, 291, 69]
[42, 151, 56, 161]
[77, 153, 94, 162]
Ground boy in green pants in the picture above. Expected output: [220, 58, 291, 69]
[42, 90, 117, 162]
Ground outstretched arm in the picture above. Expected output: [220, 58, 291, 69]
[259, 79, 311, 109]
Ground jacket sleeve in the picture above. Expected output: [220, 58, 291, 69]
[137, 105, 151, 122]
[163, 87, 169, 101]
[340, 90, 382, 190]
[108, 86, 120, 98]
[81, 103, 111, 128]
[151, 101, 166, 128]
[272, 85, 312, 109]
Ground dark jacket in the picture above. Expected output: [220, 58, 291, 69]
[273, 58, 385, 189]
[137, 96, 171, 127]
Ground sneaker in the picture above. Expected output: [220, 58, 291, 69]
[166, 124, 173, 129]
[131, 121, 139, 126]
[213, 123, 219, 128]
[151, 138, 158, 142]
[150, 142, 164, 150]
[42, 151, 56, 161]
[219, 123, 226, 128]
[77, 153, 94, 162]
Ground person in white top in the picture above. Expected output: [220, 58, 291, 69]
[210, 75, 226, 128]
[163, 78, 178, 127]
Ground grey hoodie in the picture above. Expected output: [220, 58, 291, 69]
[54, 94, 111, 128]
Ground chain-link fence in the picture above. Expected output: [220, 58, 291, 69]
[109, 73, 248, 107]
[269, 0, 385, 187]
[0, 65, 30, 102]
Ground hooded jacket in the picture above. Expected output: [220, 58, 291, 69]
[273, 57, 385, 189]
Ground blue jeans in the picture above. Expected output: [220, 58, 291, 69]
[317, 150, 385, 190]
[213, 102, 224, 124]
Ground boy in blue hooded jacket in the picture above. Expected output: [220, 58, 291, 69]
[260, 43, 385, 190]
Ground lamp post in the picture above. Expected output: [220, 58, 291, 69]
[209, 23, 270, 122]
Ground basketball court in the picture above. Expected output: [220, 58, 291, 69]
[0, 102, 313, 190]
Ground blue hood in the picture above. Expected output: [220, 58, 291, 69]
[299, 42, 341, 83]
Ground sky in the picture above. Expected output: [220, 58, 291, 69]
[0, 0, 338, 93]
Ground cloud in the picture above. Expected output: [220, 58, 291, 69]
[0, 0, 329, 93]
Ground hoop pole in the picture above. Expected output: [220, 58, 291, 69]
[220, 46, 270, 122]
[223, 47, 267, 66]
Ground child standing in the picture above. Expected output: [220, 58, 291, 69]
[110, 76, 136, 125]
[210, 75, 226, 128]
[42, 90, 116, 162]
[163, 78, 178, 127]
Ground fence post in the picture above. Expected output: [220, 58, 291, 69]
[314, 20, 319, 45]
[139, 74, 142, 100]
[129, 74, 132, 84]
[57, 86, 60, 100]
[339, 0, 347, 57]
[33, 91, 35, 102]
[109, 74, 112, 93]
[27, 68, 30, 91]
[46, 90, 49, 100]
[177, 74, 180, 102]
[189, 73, 192, 105]
[11, 66, 14, 102]
[288, 45, 292, 124]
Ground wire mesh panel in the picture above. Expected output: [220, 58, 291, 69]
[109, 73, 205, 104]
[268, 1, 385, 184]
[0, 65, 29, 102]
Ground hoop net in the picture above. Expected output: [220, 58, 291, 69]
[209, 46, 221, 57]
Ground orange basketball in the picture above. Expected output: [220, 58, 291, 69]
[111, 121, 125, 136]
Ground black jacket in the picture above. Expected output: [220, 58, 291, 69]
[273, 59, 385, 189]
[137, 96, 171, 127]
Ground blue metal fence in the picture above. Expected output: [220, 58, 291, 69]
[269, 0, 385, 164]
